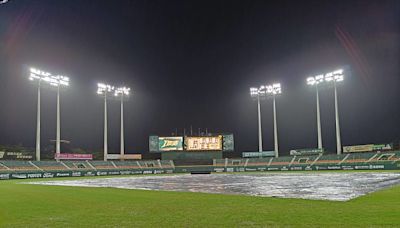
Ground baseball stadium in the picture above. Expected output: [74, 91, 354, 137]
[1, 134, 400, 227]
[1, 0, 400, 227]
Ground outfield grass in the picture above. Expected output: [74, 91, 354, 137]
[0, 174, 399, 227]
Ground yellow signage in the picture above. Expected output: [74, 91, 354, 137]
[185, 136, 223, 151]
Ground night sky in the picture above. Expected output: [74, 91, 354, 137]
[0, 0, 399, 157]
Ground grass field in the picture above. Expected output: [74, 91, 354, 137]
[0, 173, 399, 227]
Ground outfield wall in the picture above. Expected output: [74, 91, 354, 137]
[0, 162, 399, 180]
[1, 151, 399, 180]
[0, 168, 175, 180]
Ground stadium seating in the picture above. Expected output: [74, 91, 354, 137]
[314, 154, 345, 165]
[138, 160, 160, 168]
[0, 161, 37, 171]
[0, 163, 9, 170]
[269, 156, 293, 166]
[159, 160, 174, 168]
[246, 158, 271, 166]
[89, 161, 116, 170]
[62, 161, 94, 170]
[290, 155, 321, 165]
[32, 161, 69, 171]
[113, 161, 141, 169]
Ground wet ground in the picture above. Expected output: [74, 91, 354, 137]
[28, 172, 400, 201]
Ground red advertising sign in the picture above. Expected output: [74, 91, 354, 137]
[54, 153, 93, 160]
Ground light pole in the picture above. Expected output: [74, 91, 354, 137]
[97, 83, 115, 161]
[325, 69, 344, 154]
[266, 83, 282, 157]
[55, 75, 69, 156]
[114, 86, 131, 159]
[250, 87, 265, 152]
[29, 68, 69, 160]
[307, 74, 324, 149]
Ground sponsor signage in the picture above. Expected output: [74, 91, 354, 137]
[222, 134, 234, 152]
[242, 151, 275, 158]
[185, 136, 223, 151]
[106, 154, 142, 160]
[149, 136, 159, 152]
[289, 148, 324, 156]
[373, 144, 392, 151]
[55, 153, 93, 160]
[343, 144, 393, 153]
[0, 174, 10, 180]
[343, 144, 374, 153]
[0, 151, 33, 160]
[158, 137, 183, 151]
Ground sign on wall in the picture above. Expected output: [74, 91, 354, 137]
[158, 137, 184, 151]
[242, 151, 275, 158]
[106, 154, 142, 160]
[55, 153, 93, 160]
[343, 144, 375, 153]
[185, 136, 223, 151]
[149, 136, 159, 152]
[223, 134, 234, 152]
[289, 148, 324, 156]
[0, 151, 33, 160]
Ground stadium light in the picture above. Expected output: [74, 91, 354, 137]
[114, 86, 131, 158]
[29, 67, 69, 161]
[306, 69, 344, 154]
[264, 83, 281, 158]
[306, 74, 324, 150]
[250, 83, 281, 155]
[250, 87, 263, 152]
[326, 69, 344, 155]
[97, 83, 115, 161]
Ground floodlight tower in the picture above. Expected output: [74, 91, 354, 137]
[97, 83, 115, 161]
[114, 86, 131, 158]
[250, 87, 265, 152]
[306, 75, 324, 149]
[325, 69, 344, 154]
[266, 83, 282, 157]
[54, 75, 69, 156]
[29, 68, 69, 160]
[29, 68, 51, 161]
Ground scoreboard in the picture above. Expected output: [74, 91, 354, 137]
[149, 134, 234, 152]
[185, 136, 222, 151]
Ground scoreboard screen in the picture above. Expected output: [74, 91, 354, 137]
[159, 137, 184, 151]
[185, 136, 223, 151]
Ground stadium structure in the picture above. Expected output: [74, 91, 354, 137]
[1, 67, 399, 180]
[0, 134, 399, 180]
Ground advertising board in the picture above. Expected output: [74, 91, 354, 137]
[242, 151, 275, 158]
[289, 148, 324, 156]
[343, 144, 393, 153]
[106, 154, 142, 160]
[55, 153, 93, 160]
[222, 134, 234, 152]
[149, 136, 159, 152]
[0, 151, 33, 160]
[373, 144, 392, 151]
[343, 144, 374, 153]
[158, 137, 184, 151]
[185, 136, 223, 151]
